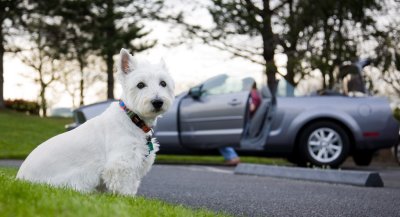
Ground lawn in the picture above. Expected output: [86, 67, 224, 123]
[0, 110, 72, 158]
[0, 168, 228, 217]
[0, 109, 289, 165]
[156, 154, 289, 165]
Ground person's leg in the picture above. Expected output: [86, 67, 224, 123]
[218, 147, 240, 165]
[218, 147, 238, 160]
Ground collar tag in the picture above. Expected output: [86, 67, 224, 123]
[144, 137, 154, 158]
[147, 141, 154, 153]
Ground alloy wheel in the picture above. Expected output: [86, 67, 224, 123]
[307, 128, 343, 163]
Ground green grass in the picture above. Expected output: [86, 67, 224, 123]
[156, 154, 289, 165]
[0, 110, 72, 158]
[0, 168, 228, 217]
[0, 109, 289, 165]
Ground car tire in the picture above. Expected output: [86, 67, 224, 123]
[299, 121, 350, 168]
[352, 151, 374, 166]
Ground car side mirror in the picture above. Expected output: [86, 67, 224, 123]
[189, 86, 203, 100]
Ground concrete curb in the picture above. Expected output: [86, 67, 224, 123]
[234, 163, 384, 187]
[0, 159, 23, 167]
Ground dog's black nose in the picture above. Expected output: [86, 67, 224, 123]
[151, 99, 164, 110]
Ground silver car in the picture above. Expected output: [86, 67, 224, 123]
[67, 74, 399, 167]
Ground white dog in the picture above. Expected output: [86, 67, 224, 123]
[17, 48, 175, 196]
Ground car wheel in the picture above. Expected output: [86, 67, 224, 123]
[352, 151, 374, 166]
[299, 121, 350, 168]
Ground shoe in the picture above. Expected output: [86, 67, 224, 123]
[224, 157, 240, 166]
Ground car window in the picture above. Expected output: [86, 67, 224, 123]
[202, 74, 251, 96]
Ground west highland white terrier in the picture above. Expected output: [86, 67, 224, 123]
[17, 48, 175, 196]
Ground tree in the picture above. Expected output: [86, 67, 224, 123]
[304, 0, 382, 89]
[90, 0, 164, 99]
[368, 0, 400, 99]
[0, 0, 24, 109]
[59, 66, 79, 108]
[57, 56, 105, 108]
[19, 36, 61, 117]
[176, 0, 311, 95]
[374, 25, 400, 97]
[17, 2, 63, 116]
[54, 0, 96, 105]
[277, 0, 316, 88]
[179, 0, 284, 94]
[178, 0, 386, 95]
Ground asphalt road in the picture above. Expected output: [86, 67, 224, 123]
[2, 160, 400, 217]
[138, 165, 400, 217]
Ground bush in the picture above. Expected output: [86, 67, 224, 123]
[4, 99, 40, 115]
[394, 107, 400, 122]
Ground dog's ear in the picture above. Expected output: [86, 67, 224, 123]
[119, 48, 135, 74]
[159, 58, 167, 69]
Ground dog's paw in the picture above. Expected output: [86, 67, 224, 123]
[102, 167, 141, 196]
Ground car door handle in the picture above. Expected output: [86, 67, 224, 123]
[228, 100, 242, 106]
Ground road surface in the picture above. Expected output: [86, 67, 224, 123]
[138, 165, 400, 217]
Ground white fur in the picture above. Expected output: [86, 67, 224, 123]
[16, 48, 175, 196]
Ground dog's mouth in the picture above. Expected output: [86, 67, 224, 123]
[152, 107, 164, 113]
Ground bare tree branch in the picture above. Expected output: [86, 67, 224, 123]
[242, 0, 263, 16]
[382, 73, 400, 95]
[271, 0, 289, 12]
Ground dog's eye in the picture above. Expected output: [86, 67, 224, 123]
[160, 81, 167, 87]
[137, 82, 146, 89]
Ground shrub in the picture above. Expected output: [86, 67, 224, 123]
[394, 107, 400, 122]
[4, 99, 40, 115]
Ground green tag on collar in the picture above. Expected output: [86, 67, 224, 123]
[147, 141, 154, 153]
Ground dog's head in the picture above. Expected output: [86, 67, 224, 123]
[117, 48, 175, 120]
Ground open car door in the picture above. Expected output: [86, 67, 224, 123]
[240, 85, 274, 150]
[179, 74, 250, 149]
